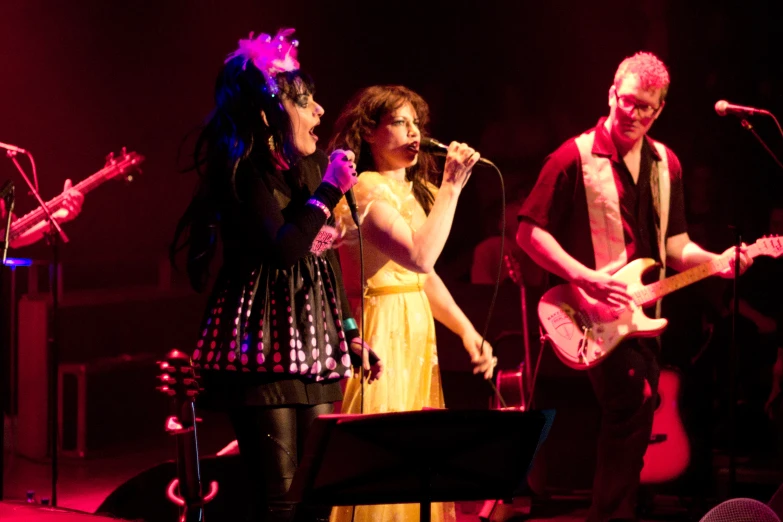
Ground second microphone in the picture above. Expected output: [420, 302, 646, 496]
[420, 137, 495, 167]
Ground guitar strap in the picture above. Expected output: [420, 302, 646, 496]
[575, 131, 628, 276]
[575, 131, 671, 318]
[650, 141, 670, 320]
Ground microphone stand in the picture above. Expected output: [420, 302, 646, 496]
[0, 182, 14, 501]
[724, 114, 783, 496]
[4, 150, 68, 507]
[728, 226, 740, 498]
[739, 119, 783, 170]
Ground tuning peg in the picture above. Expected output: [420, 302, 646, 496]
[121, 146, 127, 157]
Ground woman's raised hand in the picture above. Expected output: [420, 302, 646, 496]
[324, 149, 358, 194]
[442, 142, 480, 190]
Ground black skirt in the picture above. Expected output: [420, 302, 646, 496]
[193, 254, 352, 407]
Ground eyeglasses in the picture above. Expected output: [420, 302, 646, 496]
[615, 92, 662, 118]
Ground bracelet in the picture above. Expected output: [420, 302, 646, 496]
[306, 198, 331, 219]
[343, 318, 358, 331]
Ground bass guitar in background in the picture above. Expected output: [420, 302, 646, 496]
[4, 148, 144, 247]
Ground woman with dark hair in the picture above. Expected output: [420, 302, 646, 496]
[329, 85, 496, 522]
[171, 29, 381, 522]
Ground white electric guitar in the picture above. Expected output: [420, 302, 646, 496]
[539, 236, 783, 370]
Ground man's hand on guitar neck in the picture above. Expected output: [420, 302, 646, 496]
[57, 179, 85, 222]
[575, 270, 634, 308]
[1, 179, 85, 248]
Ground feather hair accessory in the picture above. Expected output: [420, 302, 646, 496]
[225, 28, 300, 95]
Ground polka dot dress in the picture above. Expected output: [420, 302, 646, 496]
[192, 256, 353, 382]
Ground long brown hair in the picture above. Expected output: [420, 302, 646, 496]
[329, 85, 436, 214]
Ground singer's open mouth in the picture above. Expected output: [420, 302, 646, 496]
[407, 142, 419, 153]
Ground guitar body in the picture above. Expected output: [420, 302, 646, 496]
[641, 368, 690, 483]
[538, 258, 668, 370]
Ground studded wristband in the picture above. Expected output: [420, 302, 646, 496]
[306, 198, 331, 219]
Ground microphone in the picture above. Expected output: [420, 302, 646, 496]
[328, 149, 360, 225]
[0, 141, 27, 154]
[0, 180, 13, 200]
[714, 100, 770, 117]
[345, 188, 359, 225]
[420, 137, 495, 166]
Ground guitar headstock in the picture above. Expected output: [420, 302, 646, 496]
[157, 349, 200, 407]
[753, 235, 783, 259]
[104, 147, 145, 183]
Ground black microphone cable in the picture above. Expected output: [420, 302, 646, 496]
[422, 138, 511, 406]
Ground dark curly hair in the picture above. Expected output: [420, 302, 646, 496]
[170, 55, 315, 292]
[328, 85, 436, 214]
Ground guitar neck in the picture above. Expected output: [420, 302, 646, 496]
[638, 243, 764, 305]
[8, 167, 111, 241]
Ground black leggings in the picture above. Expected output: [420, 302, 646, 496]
[228, 403, 334, 522]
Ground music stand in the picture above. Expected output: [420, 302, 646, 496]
[288, 408, 554, 522]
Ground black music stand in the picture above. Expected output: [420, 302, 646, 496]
[288, 408, 554, 522]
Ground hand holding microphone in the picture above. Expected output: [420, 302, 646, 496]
[324, 148, 360, 224]
[324, 149, 358, 193]
[434, 140, 481, 190]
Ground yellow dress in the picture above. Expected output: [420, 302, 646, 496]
[330, 172, 456, 522]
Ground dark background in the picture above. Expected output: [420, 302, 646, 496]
[1, 0, 782, 503]
[1, 0, 780, 279]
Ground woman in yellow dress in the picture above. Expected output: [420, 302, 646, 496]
[329, 85, 497, 522]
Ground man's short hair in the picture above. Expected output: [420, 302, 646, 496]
[614, 51, 670, 101]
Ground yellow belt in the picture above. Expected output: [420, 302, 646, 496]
[364, 283, 423, 297]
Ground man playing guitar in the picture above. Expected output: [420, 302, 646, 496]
[516, 52, 751, 522]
